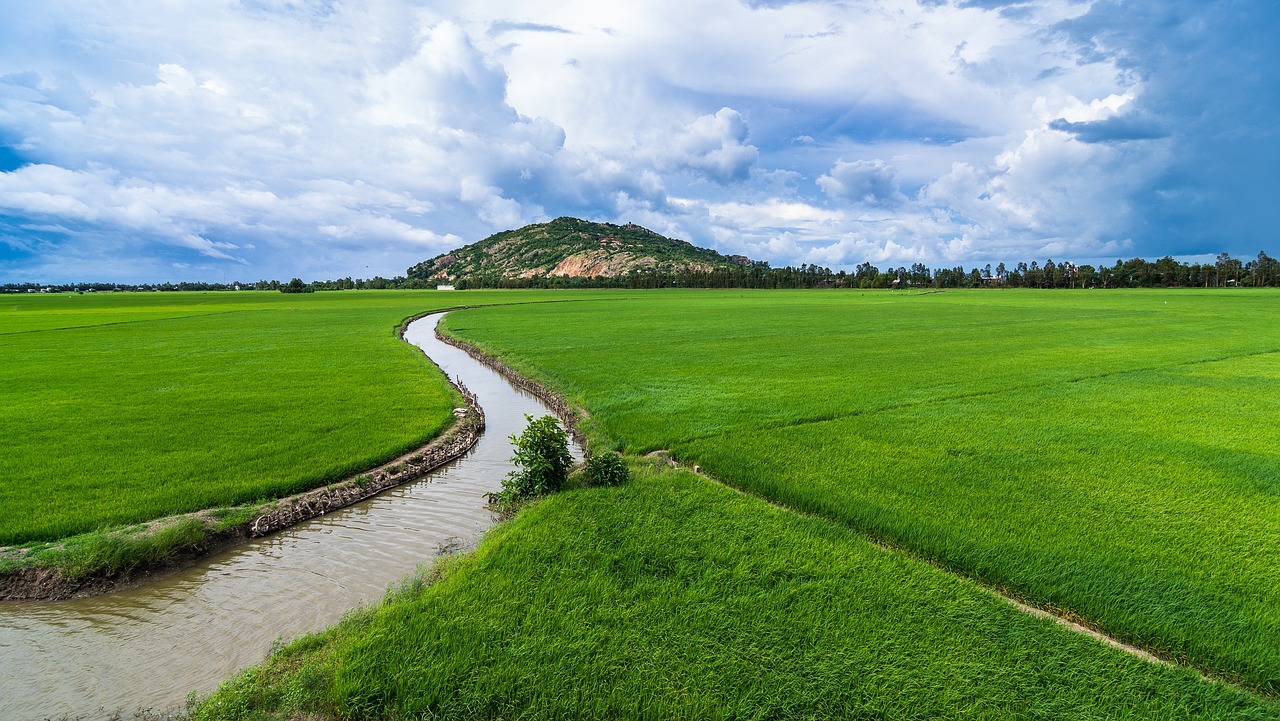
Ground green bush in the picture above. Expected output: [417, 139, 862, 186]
[584, 452, 629, 487]
[47, 517, 208, 580]
[497, 415, 572, 505]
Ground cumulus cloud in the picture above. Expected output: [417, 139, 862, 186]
[803, 230, 934, 267]
[1055, 0, 1280, 255]
[0, 3, 580, 280]
[817, 159, 907, 208]
[657, 108, 759, 184]
[0, 0, 1275, 280]
[0, 164, 249, 262]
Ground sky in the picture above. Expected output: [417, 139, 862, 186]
[1, 0, 1277, 283]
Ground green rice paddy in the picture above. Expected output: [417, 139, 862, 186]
[0, 290, 605, 545]
[441, 289, 1280, 693]
[6, 288, 1278, 716]
[195, 465, 1279, 720]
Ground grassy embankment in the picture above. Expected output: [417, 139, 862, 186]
[0, 289, 609, 578]
[436, 289, 1280, 694]
[195, 463, 1279, 719]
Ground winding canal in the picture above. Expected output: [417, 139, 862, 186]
[0, 312, 579, 720]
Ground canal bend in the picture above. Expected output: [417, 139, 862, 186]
[0, 312, 580, 720]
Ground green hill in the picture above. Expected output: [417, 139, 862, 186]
[407, 217, 754, 283]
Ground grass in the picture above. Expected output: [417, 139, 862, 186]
[0, 502, 266, 580]
[9, 287, 1279, 716]
[0, 289, 618, 546]
[441, 288, 1280, 693]
[192, 464, 1280, 720]
[37, 517, 209, 580]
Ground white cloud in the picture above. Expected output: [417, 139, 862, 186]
[666, 108, 759, 184]
[817, 159, 907, 208]
[4, 0, 1255, 281]
[803, 231, 933, 267]
[0, 164, 247, 262]
[362, 22, 511, 131]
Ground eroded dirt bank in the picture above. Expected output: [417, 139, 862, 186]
[434, 325, 588, 449]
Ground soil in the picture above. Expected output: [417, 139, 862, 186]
[0, 529, 254, 601]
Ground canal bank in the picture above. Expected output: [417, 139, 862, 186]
[0, 313, 582, 720]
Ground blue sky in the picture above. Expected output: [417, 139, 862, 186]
[1, 0, 1276, 283]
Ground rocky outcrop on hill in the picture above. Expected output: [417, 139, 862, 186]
[407, 217, 753, 283]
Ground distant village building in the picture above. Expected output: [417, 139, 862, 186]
[436, 284, 456, 290]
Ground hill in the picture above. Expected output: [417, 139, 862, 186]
[407, 217, 754, 283]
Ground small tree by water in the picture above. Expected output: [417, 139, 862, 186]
[497, 414, 571, 506]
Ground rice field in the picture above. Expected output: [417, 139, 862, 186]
[7, 287, 1278, 716]
[0, 289, 608, 545]
[442, 288, 1280, 693]
[194, 464, 1280, 719]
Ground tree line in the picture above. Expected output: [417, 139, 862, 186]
[1, 276, 424, 294]
[7, 250, 1277, 294]
[447, 250, 1280, 290]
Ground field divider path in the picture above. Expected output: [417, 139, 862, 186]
[673, 453, 1195, 672]
[436, 323, 1267, 701]
[0, 307, 254, 336]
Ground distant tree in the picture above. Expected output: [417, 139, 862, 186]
[1110, 259, 1129, 287]
[910, 262, 931, 286]
[1253, 251, 1278, 287]
[1222, 253, 1243, 286]
[1074, 264, 1090, 287]
[855, 262, 879, 288]
[1215, 252, 1233, 287]
[1026, 261, 1042, 288]
[1154, 256, 1180, 287]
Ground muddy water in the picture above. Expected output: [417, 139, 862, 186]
[0, 313, 578, 720]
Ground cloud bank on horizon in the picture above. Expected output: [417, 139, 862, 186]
[1, 0, 1276, 282]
